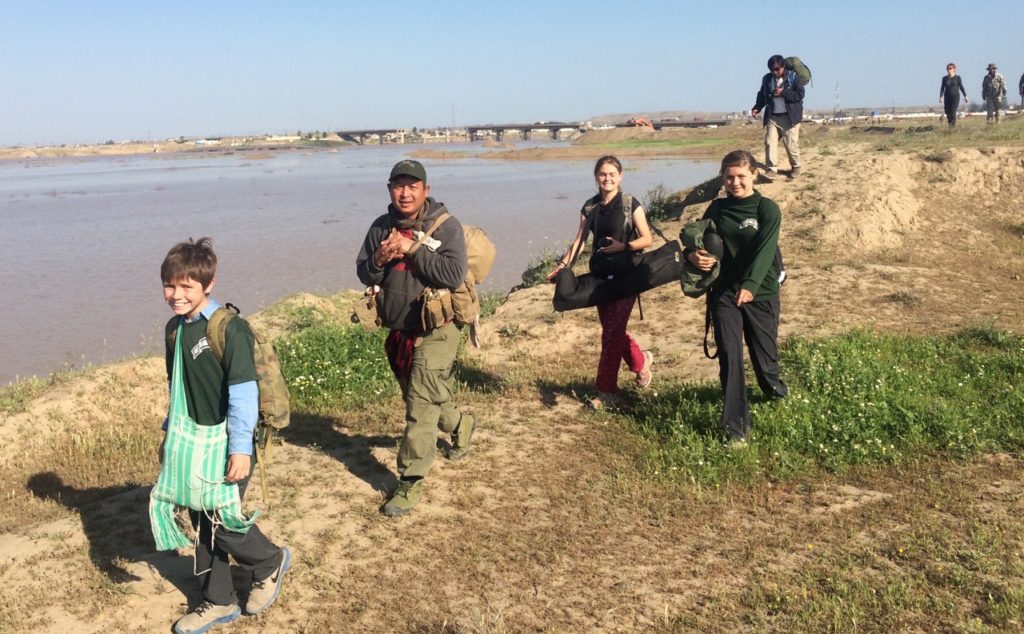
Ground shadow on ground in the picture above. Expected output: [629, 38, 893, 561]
[25, 472, 192, 598]
[281, 413, 399, 495]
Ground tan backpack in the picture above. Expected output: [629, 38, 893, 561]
[410, 213, 496, 345]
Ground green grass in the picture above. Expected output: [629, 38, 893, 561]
[828, 116, 1024, 152]
[518, 247, 570, 289]
[277, 322, 397, 413]
[0, 362, 86, 414]
[479, 290, 507, 319]
[0, 377, 49, 414]
[629, 327, 1024, 485]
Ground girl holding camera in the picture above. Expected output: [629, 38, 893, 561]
[547, 155, 654, 409]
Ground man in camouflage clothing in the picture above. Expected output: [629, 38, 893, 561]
[355, 160, 477, 517]
[982, 63, 1007, 123]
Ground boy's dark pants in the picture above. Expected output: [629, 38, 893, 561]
[189, 454, 282, 606]
[710, 292, 786, 440]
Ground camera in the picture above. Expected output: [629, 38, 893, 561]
[599, 236, 613, 248]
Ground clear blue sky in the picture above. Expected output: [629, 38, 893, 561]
[2, 0, 1021, 146]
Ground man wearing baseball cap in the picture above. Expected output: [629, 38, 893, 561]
[982, 63, 1007, 124]
[355, 159, 477, 517]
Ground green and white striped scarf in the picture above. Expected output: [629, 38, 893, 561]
[149, 321, 258, 551]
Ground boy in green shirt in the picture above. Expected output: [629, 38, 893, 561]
[154, 237, 291, 634]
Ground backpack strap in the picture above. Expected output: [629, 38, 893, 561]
[165, 316, 181, 352]
[407, 212, 451, 255]
[703, 297, 718, 359]
[206, 304, 241, 366]
[621, 193, 634, 241]
[702, 197, 722, 358]
[566, 196, 601, 267]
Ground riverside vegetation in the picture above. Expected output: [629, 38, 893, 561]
[2, 117, 1024, 632]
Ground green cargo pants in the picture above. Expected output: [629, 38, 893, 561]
[398, 322, 473, 479]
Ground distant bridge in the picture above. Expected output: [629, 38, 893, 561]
[465, 123, 584, 142]
[335, 118, 729, 145]
[336, 129, 409, 145]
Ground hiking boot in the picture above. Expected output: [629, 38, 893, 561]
[789, 166, 801, 178]
[586, 391, 622, 411]
[635, 351, 654, 389]
[760, 169, 778, 182]
[382, 479, 424, 517]
[448, 416, 476, 461]
[173, 601, 240, 634]
[246, 546, 292, 615]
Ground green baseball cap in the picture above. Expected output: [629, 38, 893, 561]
[389, 159, 427, 182]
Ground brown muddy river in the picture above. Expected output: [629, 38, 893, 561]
[0, 142, 716, 384]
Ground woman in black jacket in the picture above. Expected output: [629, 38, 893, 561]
[940, 63, 968, 128]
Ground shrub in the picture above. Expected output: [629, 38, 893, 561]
[643, 184, 681, 225]
[519, 247, 572, 289]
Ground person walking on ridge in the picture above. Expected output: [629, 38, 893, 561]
[751, 54, 805, 181]
[939, 63, 968, 128]
[982, 63, 1006, 123]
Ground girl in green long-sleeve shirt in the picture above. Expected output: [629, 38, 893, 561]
[688, 150, 788, 443]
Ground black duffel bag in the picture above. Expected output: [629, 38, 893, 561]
[553, 241, 684, 312]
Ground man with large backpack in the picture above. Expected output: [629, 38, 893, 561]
[355, 160, 477, 517]
[982, 63, 1007, 124]
[751, 54, 806, 181]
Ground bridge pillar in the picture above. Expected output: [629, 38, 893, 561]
[357, 134, 366, 145]
[495, 130, 503, 142]
[550, 129, 558, 140]
[521, 128, 529, 141]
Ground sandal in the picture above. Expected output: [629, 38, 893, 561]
[635, 351, 653, 389]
